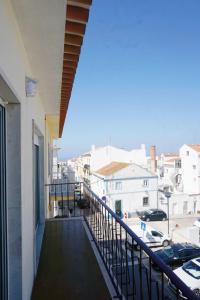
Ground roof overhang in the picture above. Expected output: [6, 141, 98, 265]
[59, 0, 92, 137]
[10, 0, 92, 139]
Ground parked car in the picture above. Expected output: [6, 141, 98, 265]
[127, 225, 171, 249]
[77, 197, 90, 209]
[153, 243, 200, 269]
[193, 218, 200, 228]
[169, 258, 200, 298]
[137, 209, 167, 221]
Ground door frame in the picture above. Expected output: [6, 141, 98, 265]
[0, 104, 8, 300]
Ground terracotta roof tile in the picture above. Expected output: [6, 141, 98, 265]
[188, 144, 200, 153]
[95, 162, 130, 176]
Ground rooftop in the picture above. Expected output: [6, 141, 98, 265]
[95, 161, 130, 176]
[188, 144, 200, 153]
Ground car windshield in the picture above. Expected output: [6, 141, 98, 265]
[162, 246, 174, 258]
[182, 261, 200, 279]
[145, 210, 153, 214]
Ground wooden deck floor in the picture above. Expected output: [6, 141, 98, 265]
[31, 219, 111, 300]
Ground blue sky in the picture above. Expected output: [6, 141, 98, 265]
[58, 0, 200, 160]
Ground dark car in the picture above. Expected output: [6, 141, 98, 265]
[153, 243, 200, 269]
[138, 209, 167, 221]
[77, 197, 90, 209]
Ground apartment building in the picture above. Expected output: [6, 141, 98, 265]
[158, 153, 182, 192]
[0, 1, 195, 300]
[91, 162, 158, 217]
[0, 1, 92, 299]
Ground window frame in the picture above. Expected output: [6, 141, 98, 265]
[143, 196, 149, 207]
[0, 105, 8, 299]
[115, 181, 122, 190]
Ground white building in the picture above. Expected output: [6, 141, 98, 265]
[91, 162, 158, 218]
[0, 1, 91, 299]
[157, 153, 182, 193]
[180, 144, 200, 195]
[68, 144, 147, 182]
[90, 144, 147, 171]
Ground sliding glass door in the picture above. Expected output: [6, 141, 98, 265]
[0, 104, 7, 299]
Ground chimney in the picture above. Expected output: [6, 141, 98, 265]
[150, 145, 157, 173]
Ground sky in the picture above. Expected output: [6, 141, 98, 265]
[58, 0, 200, 160]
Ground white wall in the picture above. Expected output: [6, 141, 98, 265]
[180, 144, 200, 194]
[0, 1, 51, 299]
[90, 145, 147, 171]
[158, 192, 200, 216]
[108, 178, 158, 215]
[91, 164, 158, 216]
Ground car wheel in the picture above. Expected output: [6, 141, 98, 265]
[193, 289, 200, 297]
[146, 218, 150, 222]
[162, 217, 166, 221]
[162, 240, 169, 247]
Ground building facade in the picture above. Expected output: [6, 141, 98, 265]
[91, 162, 158, 217]
[0, 0, 92, 299]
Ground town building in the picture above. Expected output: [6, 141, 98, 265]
[67, 143, 147, 182]
[90, 162, 158, 218]
[180, 144, 200, 195]
[157, 153, 182, 193]
[0, 1, 92, 299]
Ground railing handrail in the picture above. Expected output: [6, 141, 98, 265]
[83, 182, 198, 300]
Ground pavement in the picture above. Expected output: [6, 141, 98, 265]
[124, 215, 200, 245]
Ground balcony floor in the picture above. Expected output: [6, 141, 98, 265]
[31, 218, 111, 300]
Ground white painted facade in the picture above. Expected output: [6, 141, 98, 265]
[157, 156, 182, 193]
[91, 163, 158, 217]
[68, 144, 147, 181]
[0, 1, 66, 299]
[180, 144, 200, 195]
[90, 144, 147, 171]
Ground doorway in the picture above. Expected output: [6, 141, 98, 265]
[34, 144, 40, 230]
[115, 200, 122, 218]
[0, 104, 8, 299]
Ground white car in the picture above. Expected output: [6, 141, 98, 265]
[171, 258, 200, 298]
[127, 225, 171, 249]
[193, 218, 200, 228]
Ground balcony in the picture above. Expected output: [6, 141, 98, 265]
[31, 218, 111, 300]
[32, 183, 198, 300]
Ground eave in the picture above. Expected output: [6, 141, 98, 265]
[59, 0, 92, 137]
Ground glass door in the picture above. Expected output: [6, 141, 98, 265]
[34, 145, 40, 229]
[0, 104, 8, 299]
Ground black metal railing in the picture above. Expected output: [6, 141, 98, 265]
[46, 182, 87, 218]
[46, 182, 198, 300]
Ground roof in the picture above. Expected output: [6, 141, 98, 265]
[95, 162, 130, 176]
[59, 0, 93, 137]
[164, 153, 179, 157]
[166, 158, 180, 163]
[188, 144, 200, 153]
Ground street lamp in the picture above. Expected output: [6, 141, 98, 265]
[164, 191, 172, 235]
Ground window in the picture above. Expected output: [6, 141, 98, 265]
[193, 165, 196, 170]
[115, 181, 122, 190]
[175, 160, 181, 168]
[151, 231, 163, 238]
[186, 151, 189, 156]
[143, 197, 149, 206]
[143, 179, 149, 187]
